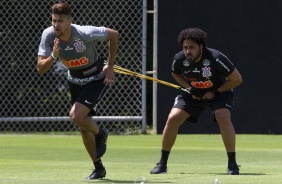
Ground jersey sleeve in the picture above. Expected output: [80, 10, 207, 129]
[216, 52, 235, 76]
[171, 54, 182, 74]
[38, 29, 53, 56]
[81, 26, 108, 42]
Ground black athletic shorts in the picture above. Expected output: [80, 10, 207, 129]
[68, 77, 107, 116]
[173, 91, 234, 123]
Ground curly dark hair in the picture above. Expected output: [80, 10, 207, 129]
[178, 28, 207, 47]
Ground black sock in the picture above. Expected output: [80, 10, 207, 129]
[94, 159, 104, 170]
[95, 128, 104, 139]
[227, 152, 236, 164]
[159, 150, 170, 165]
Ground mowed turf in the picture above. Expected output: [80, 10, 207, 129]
[0, 134, 281, 184]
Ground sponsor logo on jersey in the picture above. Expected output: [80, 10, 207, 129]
[191, 80, 213, 88]
[90, 33, 105, 37]
[62, 57, 88, 68]
[73, 35, 81, 41]
[192, 68, 200, 73]
[74, 41, 86, 52]
[202, 59, 211, 66]
[83, 66, 98, 75]
[184, 70, 191, 74]
[183, 60, 190, 66]
[186, 77, 197, 81]
[65, 46, 73, 50]
[202, 67, 212, 78]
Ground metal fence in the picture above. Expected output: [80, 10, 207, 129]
[0, 0, 144, 134]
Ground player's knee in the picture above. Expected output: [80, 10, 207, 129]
[69, 110, 84, 125]
[79, 127, 87, 134]
[215, 109, 231, 124]
[166, 114, 182, 128]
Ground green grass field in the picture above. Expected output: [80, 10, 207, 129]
[0, 134, 281, 184]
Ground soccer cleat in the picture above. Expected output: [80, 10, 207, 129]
[95, 129, 108, 158]
[227, 163, 240, 175]
[85, 168, 106, 180]
[150, 163, 167, 174]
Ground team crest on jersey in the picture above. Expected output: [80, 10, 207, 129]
[74, 41, 86, 52]
[183, 60, 190, 66]
[202, 59, 210, 66]
[202, 67, 212, 78]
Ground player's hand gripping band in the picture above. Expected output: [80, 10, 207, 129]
[113, 65, 190, 94]
[186, 87, 205, 97]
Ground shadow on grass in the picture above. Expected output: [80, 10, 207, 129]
[84, 173, 270, 183]
[178, 172, 268, 176]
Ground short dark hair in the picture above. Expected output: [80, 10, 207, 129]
[52, 2, 72, 16]
[178, 28, 207, 47]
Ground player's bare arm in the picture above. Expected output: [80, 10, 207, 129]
[172, 72, 203, 100]
[217, 69, 243, 93]
[173, 72, 202, 99]
[172, 73, 190, 88]
[202, 69, 243, 100]
[37, 38, 60, 76]
[103, 28, 119, 85]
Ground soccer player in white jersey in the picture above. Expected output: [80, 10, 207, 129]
[37, 2, 119, 180]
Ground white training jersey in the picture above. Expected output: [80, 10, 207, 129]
[38, 24, 108, 69]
